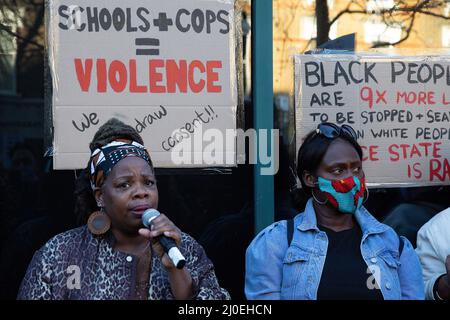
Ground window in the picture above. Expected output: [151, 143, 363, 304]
[364, 20, 402, 44]
[366, 0, 395, 13]
[299, 15, 338, 40]
[442, 25, 450, 47]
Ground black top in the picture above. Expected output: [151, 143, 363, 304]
[317, 224, 384, 300]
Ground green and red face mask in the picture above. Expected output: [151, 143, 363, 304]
[316, 175, 366, 214]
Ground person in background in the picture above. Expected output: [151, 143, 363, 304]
[416, 208, 450, 300]
[17, 118, 230, 300]
[245, 122, 424, 300]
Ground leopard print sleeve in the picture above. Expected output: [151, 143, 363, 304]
[16, 229, 83, 300]
[181, 233, 231, 300]
[17, 246, 54, 300]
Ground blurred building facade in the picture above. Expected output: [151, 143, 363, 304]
[273, 0, 450, 94]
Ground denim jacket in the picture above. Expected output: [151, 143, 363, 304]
[245, 199, 425, 300]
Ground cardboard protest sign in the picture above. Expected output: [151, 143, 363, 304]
[295, 54, 450, 187]
[48, 0, 237, 169]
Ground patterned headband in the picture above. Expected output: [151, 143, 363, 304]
[89, 140, 152, 190]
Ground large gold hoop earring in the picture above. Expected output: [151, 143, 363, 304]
[87, 208, 111, 235]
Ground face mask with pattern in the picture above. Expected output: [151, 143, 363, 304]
[316, 175, 366, 214]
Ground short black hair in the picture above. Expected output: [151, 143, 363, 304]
[296, 129, 363, 197]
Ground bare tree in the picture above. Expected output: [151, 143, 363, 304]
[0, 0, 44, 95]
[317, 0, 450, 47]
[0, 1, 44, 48]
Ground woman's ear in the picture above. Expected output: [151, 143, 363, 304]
[303, 171, 317, 188]
[94, 187, 104, 208]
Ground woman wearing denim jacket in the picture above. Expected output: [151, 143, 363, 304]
[245, 123, 424, 300]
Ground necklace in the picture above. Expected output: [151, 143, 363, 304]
[137, 241, 151, 256]
[116, 241, 151, 257]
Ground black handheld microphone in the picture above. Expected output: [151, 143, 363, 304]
[141, 209, 186, 269]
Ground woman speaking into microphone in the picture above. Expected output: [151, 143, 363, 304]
[18, 118, 230, 300]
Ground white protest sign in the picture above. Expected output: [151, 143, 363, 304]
[49, 0, 237, 169]
[295, 54, 450, 187]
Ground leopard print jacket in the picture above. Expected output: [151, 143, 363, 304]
[17, 226, 230, 300]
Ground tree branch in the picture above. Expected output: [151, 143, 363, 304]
[316, 0, 330, 45]
[0, 23, 44, 49]
[416, 10, 449, 19]
[330, 0, 449, 26]
[371, 8, 418, 48]
[16, 2, 45, 63]
[327, 0, 448, 48]
[330, 1, 362, 26]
